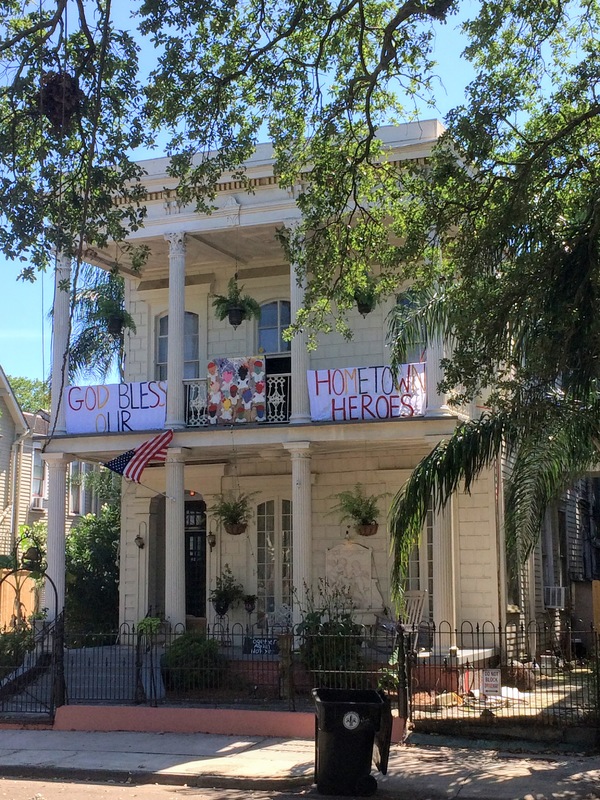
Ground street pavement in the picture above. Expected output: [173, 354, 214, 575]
[0, 728, 597, 798]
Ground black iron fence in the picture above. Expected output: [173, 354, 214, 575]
[406, 621, 600, 728]
[0, 614, 64, 719]
[0, 617, 597, 731]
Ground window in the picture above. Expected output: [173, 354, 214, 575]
[395, 293, 426, 363]
[155, 312, 200, 380]
[405, 506, 433, 619]
[31, 444, 46, 506]
[258, 301, 291, 355]
[69, 462, 100, 516]
[256, 498, 292, 623]
[31, 445, 46, 497]
[70, 461, 83, 515]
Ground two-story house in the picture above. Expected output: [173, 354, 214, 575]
[41, 119, 599, 643]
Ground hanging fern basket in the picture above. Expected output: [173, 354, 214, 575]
[224, 522, 247, 536]
[356, 523, 379, 537]
[227, 307, 245, 329]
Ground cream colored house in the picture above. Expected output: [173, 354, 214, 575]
[0, 368, 55, 552]
[41, 120, 514, 636]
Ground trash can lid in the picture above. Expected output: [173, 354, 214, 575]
[312, 687, 385, 705]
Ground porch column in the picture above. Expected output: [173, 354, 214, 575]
[289, 240, 311, 425]
[432, 501, 456, 637]
[283, 442, 312, 626]
[164, 447, 187, 629]
[425, 333, 450, 416]
[43, 453, 69, 619]
[50, 252, 71, 435]
[165, 232, 186, 430]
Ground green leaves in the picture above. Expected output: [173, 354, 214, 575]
[0, 2, 150, 276]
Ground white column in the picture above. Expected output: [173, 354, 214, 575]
[44, 453, 69, 619]
[283, 442, 312, 626]
[164, 447, 187, 629]
[165, 232, 186, 430]
[50, 252, 71, 435]
[425, 333, 451, 416]
[432, 501, 456, 638]
[289, 260, 311, 425]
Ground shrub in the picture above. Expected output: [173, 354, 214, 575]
[0, 626, 35, 680]
[297, 579, 365, 688]
[162, 632, 228, 692]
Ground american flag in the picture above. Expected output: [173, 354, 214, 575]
[103, 429, 174, 483]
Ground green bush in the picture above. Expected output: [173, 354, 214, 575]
[0, 627, 35, 680]
[162, 632, 228, 692]
[298, 580, 365, 688]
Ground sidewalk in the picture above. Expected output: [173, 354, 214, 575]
[0, 729, 598, 797]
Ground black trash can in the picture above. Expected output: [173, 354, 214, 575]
[313, 687, 392, 796]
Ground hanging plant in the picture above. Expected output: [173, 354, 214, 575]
[330, 483, 389, 536]
[209, 491, 257, 535]
[212, 278, 261, 329]
[209, 565, 245, 615]
[68, 269, 136, 383]
[243, 594, 257, 613]
[353, 275, 379, 317]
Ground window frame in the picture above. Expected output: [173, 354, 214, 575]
[255, 496, 293, 624]
[257, 300, 291, 357]
[155, 311, 200, 380]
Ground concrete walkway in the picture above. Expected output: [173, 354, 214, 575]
[0, 729, 597, 797]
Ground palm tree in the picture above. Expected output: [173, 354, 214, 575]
[386, 293, 600, 603]
[68, 265, 136, 383]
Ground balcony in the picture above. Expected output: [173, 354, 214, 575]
[62, 362, 427, 436]
[185, 374, 292, 426]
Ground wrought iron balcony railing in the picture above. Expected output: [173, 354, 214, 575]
[185, 374, 292, 427]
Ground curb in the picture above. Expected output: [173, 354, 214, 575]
[0, 764, 314, 790]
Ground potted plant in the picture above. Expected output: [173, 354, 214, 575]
[243, 594, 257, 614]
[209, 565, 245, 616]
[209, 491, 257, 535]
[212, 277, 261, 328]
[330, 483, 388, 536]
[353, 275, 378, 317]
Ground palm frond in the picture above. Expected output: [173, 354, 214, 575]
[504, 400, 600, 561]
[68, 266, 134, 382]
[389, 412, 516, 600]
[387, 286, 450, 370]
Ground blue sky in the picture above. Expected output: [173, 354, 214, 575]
[0, 6, 474, 384]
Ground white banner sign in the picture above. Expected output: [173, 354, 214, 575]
[307, 363, 425, 422]
[65, 382, 167, 434]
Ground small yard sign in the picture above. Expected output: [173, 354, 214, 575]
[481, 668, 502, 697]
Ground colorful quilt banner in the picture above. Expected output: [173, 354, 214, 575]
[307, 363, 426, 422]
[207, 357, 266, 424]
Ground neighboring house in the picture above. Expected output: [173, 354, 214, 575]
[0, 370, 100, 560]
[0, 365, 29, 555]
[41, 120, 599, 644]
[0, 370, 45, 625]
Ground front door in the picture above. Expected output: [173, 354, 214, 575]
[185, 500, 207, 618]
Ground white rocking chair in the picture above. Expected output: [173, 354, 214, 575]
[377, 590, 426, 651]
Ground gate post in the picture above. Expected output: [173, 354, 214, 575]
[396, 627, 410, 722]
[51, 612, 66, 711]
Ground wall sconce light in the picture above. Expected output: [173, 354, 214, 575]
[136, 522, 147, 550]
[207, 530, 216, 551]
